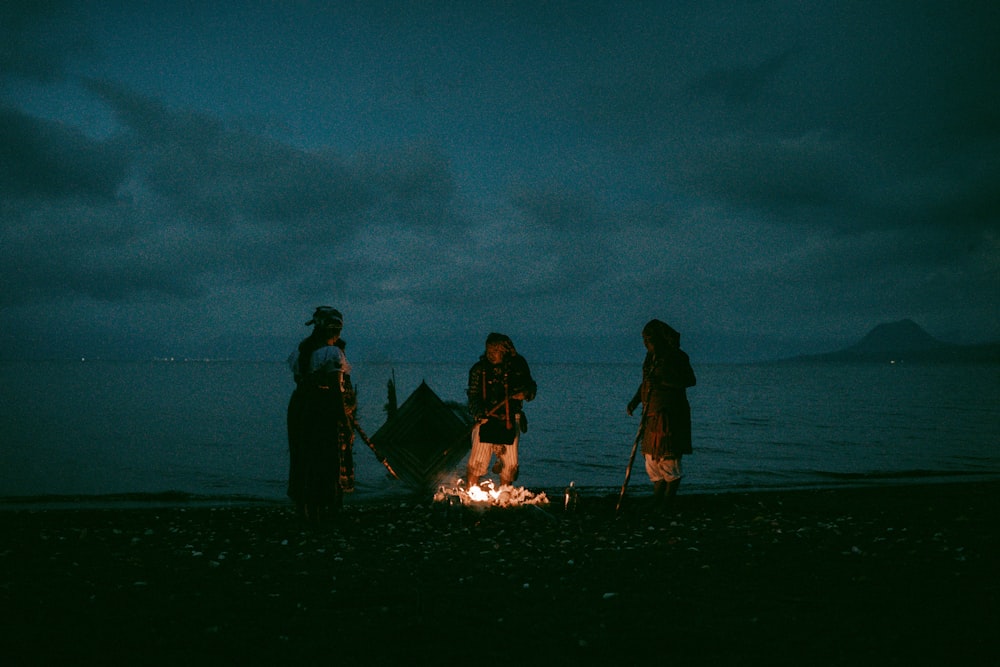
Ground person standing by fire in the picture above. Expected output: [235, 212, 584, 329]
[466, 333, 537, 488]
[286, 306, 357, 521]
[626, 319, 696, 510]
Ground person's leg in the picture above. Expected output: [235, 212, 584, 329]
[662, 457, 683, 506]
[644, 454, 665, 507]
[466, 424, 490, 488]
[499, 435, 519, 486]
[652, 480, 668, 506]
[646, 456, 683, 511]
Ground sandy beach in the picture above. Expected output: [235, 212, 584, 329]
[2, 481, 998, 665]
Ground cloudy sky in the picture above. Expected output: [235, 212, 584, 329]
[2, 1, 997, 363]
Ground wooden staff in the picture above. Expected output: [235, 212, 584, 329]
[350, 417, 400, 480]
[502, 372, 512, 430]
[616, 405, 648, 514]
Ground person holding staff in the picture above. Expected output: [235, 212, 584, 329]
[466, 333, 537, 488]
[627, 319, 696, 510]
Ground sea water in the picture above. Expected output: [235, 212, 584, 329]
[1, 359, 998, 506]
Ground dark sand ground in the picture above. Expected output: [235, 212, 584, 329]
[2, 481, 998, 666]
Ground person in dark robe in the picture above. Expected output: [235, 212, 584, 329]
[627, 319, 696, 509]
[286, 306, 356, 521]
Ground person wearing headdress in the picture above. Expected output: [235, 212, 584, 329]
[627, 319, 697, 510]
[286, 306, 357, 521]
[466, 333, 537, 488]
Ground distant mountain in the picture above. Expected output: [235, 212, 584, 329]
[785, 319, 1000, 363]
[850, 319, 947, 355]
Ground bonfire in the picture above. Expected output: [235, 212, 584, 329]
[434, 479, 549, 508]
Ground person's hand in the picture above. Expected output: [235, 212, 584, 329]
[627, 398, 640, 416]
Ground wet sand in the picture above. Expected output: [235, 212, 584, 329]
[2, 481, 998, 665]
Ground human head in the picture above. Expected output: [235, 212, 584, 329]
[484, 332, 516, 363]
[305, 306, 344, 335]
[642, 319, 680, 352]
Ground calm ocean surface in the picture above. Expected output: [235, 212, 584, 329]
[1, 360, 998, 507]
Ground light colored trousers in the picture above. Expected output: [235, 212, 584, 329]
[467, 418, 520, 485]
[644, 454, 683, 482]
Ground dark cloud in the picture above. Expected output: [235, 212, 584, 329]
[0, 106, 126, 201]
[687, 50, 795, 106]
[2, 1, 998, 361]
[0, 1, 93, 82]
[1, 76, 479, 320]
[509, 187, 612, 293]
[85, 80, 376, 231]
[577, 3, 1000, 240]
[352, 143, 458, 230]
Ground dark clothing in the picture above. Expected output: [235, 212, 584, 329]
[286, 341, 353, 513]
[287, 385, 349, 509]
[467, 354, 537, 445]
[631, 346, 696, 459]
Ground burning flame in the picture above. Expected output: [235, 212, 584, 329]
[434, 479, 549, 508]
[467, 483, 499, 503]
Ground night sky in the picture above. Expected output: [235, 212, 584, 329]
[3, 1, 998, 363]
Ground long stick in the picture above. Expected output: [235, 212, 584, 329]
[350, 418, 400, 479]
[616, 409, 647, 514]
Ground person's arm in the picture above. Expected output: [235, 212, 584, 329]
[627, 385, 642, 416]
[510, 356, 537, 401]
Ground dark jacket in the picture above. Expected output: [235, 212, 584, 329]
[632, 347, 696, 458]
[467, 354, 537, 445]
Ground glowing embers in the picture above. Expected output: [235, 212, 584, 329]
[434, 479, 549, 508]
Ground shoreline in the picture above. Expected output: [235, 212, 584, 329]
[3, 480, 998, 665]
[4, 471, 1000, 512]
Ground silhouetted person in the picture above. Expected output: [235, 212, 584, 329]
[627, 319, 696, 510]
[286, 307, 356, 521]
